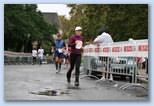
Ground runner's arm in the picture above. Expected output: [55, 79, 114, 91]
[62, 41, 66, 51]
[68, 36, 75, 48]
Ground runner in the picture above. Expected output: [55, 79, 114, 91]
[66, 26, 84, 88]
[63, 47, 70, 69]
[63, 40, 70, 69]
[38, 46, 44, 65]
[32, 48, 37, 65]
[52, 32, 66, 73]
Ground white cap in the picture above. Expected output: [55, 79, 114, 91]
[75, 26, 82, 31]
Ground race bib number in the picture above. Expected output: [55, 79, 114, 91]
[58, 48, 63, 53]
[75, 40, 83, 49]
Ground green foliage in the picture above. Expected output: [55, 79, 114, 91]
[5, 4, 148, 53]
[106, 4, 148, 41]
[4, 4, 58, 53]
[60, 4, 148, 42]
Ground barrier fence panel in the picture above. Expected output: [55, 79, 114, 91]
[4, 51, 33, 65]
[83, 39, 148, 84]
[4, 51, 55, 65]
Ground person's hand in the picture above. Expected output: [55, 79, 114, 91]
[75, 40, 79, 44]
[62, 48, 65, 52]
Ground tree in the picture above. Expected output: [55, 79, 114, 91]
[60, 4, 148, 42]
[4, 4, 58, 53]
[106, 4, 148, 41]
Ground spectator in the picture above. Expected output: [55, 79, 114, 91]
[32, 48, 37, 65]
[93, 27, 113, 44]
[38, 46, 44, 65]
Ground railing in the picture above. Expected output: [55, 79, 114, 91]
[82, 39, 148, 85]
[4, 51, 32, 65]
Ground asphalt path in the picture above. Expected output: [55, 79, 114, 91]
[4, 64, 148, 101]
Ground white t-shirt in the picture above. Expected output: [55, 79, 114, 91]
[32, 50, 37, 57]
[94, 32, 113, 44]
[38, 49, 44, 57]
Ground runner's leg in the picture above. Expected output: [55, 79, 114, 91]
[75, 54, 81, 86]
[67, 53, 76, 83]
[32, 57, 34, 64]
[55, 56, 59, 70]
[66, 56, 69, 68]
[33, 57, 36, 64]
[39, 57, 42, 65]
[58, 55, 62, 72]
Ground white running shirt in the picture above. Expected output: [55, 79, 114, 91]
[32, 50, 37, 57]
[94, 32, 113, 44]
[38, 49, 44, 58]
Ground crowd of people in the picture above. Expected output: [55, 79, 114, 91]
[50, 26, 85, 88]
[31, 25, 148, 89]
[31, 26, 115, 88]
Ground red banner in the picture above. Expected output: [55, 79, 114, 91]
[112, 47, 122, 52]
[103, 47, 110, 52]
[95, 48, 99, 52]
[138, 45, 148, 51]
[124, 46, 134, 52]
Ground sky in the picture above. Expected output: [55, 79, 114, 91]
[37, 4, 71, 19]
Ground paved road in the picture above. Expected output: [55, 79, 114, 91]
[4, 64, 148, 100]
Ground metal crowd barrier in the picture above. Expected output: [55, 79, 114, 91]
[82, 39, 148, 86]
[4, 51, 33, 65]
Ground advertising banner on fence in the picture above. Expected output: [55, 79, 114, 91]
[83, 39, 148, 57]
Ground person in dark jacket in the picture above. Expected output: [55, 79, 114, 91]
[67, 26, 84, 88]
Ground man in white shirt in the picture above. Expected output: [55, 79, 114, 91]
[93, 27, 113, 44]
[32, 48, 37, 65]
[38, 46, 44, 65]
[93, 27, 113, 78]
